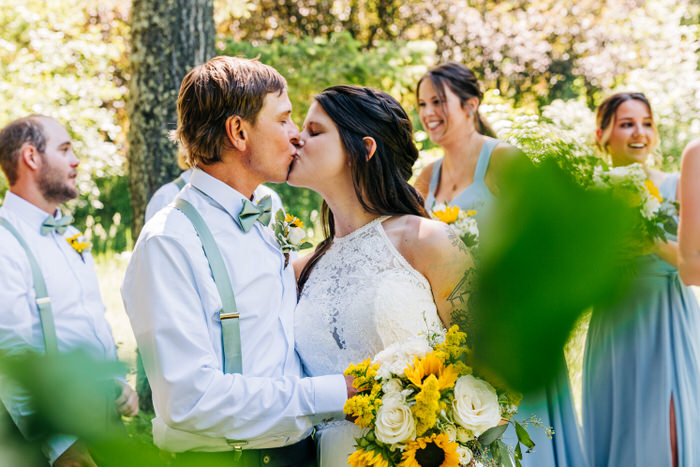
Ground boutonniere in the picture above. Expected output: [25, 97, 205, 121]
[272, 211, 312, 267]
[66, 232, 91, 262]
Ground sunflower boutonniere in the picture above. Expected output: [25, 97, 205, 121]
[272, 211, 312, 267]
[66, 232, 91, 261]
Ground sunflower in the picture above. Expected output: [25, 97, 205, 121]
[405, 352, 459, 390]
[348, 448, 390, 467]
[284, 213, 304, 228]
[432, 205, 461, 224]
[644, 179, 663, 203]
[400, 433, 460, 467]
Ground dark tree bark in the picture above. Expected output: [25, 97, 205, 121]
[127, 0, 215, 239]
[127, 0, 215, 412]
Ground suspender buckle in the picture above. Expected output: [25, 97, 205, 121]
[227, 439, 248, 460]
[219, 312, 240, 320]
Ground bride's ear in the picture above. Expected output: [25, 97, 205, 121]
[362, 136, 377, 162]
[226, 115, 248, 151]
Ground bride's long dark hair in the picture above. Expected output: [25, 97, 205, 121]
[297, 85, 429, 292]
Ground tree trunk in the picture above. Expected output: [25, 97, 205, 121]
[127, 0, 215, 239]
[127, 0, 214, 412]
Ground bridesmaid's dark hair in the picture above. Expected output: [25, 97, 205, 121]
[297, 85, 429, 292]
[417, 62, 496, 138]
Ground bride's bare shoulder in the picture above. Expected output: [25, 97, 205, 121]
[382, 215, 465, 267]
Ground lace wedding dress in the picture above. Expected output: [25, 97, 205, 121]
[295, 216, 443, 466]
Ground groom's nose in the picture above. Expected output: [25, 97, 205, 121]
[289, 124, 302, 147]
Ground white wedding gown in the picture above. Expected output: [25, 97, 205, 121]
[295, 216, 443, 466]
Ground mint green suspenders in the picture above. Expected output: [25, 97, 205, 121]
[173, 173, 187, 190]
[173, 199, 243, 374]
[0, 217, 59, 355]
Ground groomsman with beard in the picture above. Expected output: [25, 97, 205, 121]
[121, 57, 354, 465]
[0, 115, 138, 466]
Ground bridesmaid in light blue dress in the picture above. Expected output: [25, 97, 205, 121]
[415, 62, 587, 467]
[583, 93, 700, 467]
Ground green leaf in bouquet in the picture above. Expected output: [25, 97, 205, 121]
[514, 442, 523, 461]
[299, 241, 313, 250]
[275, 209, 286, 223]
[470, 157, 636, 393]
[478, 423, 508, 445]
[514, 421, 535, 450]
[491, 439, 516, 467]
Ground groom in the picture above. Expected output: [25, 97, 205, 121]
[121, 57, 352, 465]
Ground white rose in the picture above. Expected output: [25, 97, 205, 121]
[375, 393, 416, 445]
[444, 423, 457, 442]
[383, 378, 403, 394]
[457, 445, 473, 465]
[642, 193, 661, 219]
[456, 426, 474, 443]
[452, 375, 501, 437]
[374, 336, 431, 379]
[287, 226, 306, 245]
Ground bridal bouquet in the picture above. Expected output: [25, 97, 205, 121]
[590, 163, 678, 248]
[430, 204, 479, 249]
[344, 326, 533, 467]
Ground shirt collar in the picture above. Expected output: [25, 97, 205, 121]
[1, 191, 64, 234]
[188, 169, 252, 224]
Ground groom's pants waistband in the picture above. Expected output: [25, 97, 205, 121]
[173, 437, 314, 467]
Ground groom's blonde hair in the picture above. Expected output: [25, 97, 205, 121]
[174, 56, 286, 167]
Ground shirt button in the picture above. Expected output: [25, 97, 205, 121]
[262, 455, 271, 464]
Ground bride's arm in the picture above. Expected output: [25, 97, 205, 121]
[388, 216, 474, 328]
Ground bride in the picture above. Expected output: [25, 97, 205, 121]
[289, 85, 473, 465]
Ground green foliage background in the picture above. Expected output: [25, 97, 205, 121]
[0, 0, 699, 251]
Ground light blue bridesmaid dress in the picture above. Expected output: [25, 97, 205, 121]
[425, 137, 587, 467]
[583, 173, 700, 467]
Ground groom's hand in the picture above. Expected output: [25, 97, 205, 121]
[344, 375, 357, 399]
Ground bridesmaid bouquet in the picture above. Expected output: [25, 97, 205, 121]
[430, 204, 479, 249]
[590, 163, 679, 247]
[344, 325, 533, 467]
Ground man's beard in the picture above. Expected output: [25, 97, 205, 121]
[37, 157, 78, 203]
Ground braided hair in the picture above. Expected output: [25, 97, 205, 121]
[297, 85, 429, 291]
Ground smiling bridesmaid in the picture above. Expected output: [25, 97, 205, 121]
[583, 92, 700, 467]
[414, 62, 587, 467]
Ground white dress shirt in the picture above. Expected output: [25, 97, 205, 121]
[121, 169, 346, 452]
[145, 169, 284, 223]
[0, 192, 121, 464]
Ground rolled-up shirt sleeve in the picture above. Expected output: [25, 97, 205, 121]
[122, 231, 346, 446]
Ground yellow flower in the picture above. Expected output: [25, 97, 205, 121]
[432, 206, 461, 224]
[66, 232, 91, 254]
[348, 448, 390, 467]
[345, 358, 380, 392]
[466, 209, 477, 217]
[284, 213, 304, 228]
[412, 375, 441, 435]
[400, 432, 460, 467]
[434, 326, 470, 370]
[644, 179, 663, 203]
[405, 352, 459, 390]
[343, 392, 382, 428]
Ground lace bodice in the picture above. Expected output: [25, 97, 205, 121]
[295, 216, 442, 377]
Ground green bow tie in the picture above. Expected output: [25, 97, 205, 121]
[41, 214, 74, 236]
[237, 195, 272, 233]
